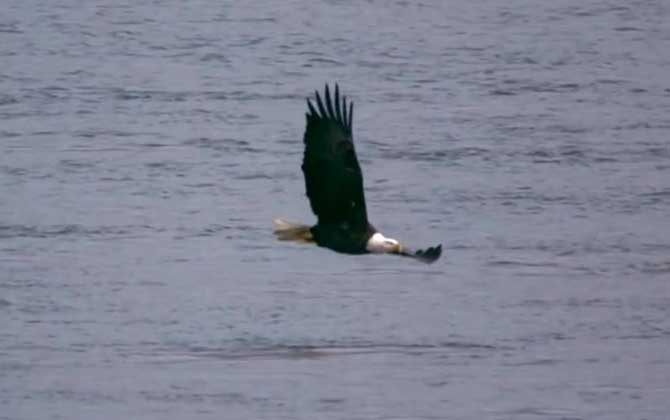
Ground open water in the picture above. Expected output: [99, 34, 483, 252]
[2, 1, 670, 419]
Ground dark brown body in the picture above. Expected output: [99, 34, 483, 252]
[310, 222, 377, 254]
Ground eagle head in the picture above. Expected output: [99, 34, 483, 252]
[366, 232, 403, 254]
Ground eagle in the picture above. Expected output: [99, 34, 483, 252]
[274, 84, 442, 263]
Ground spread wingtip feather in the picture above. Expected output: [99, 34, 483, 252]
[305, 83, 353, 133]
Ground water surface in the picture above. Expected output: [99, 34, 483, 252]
[2, 1, 670, 419]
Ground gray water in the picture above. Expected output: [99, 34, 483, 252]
[2, 1, 670, 419]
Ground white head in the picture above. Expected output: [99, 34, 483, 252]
[366, 232, 402, 254]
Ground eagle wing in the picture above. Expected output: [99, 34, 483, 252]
[301, 84, 368, 229]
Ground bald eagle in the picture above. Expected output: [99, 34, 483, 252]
[274, 84, 442, 263]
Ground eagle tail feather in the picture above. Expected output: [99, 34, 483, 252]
[273, 219, 313, 242]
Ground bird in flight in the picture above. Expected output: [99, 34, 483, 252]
[274, 84, 442, 263]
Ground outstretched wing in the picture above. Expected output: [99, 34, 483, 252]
[301, 84, 368, 229]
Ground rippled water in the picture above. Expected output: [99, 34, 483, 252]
[2, 1, 670, 419]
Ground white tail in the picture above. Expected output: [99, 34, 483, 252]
[273, 219, 313, 242]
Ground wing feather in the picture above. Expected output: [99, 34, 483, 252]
[307, 99, 317, 117]
[314, 90, 327, 119]
[334, 84, 342, 122]
[324, 84, 335, 119]
[302, 84, 368, 229]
